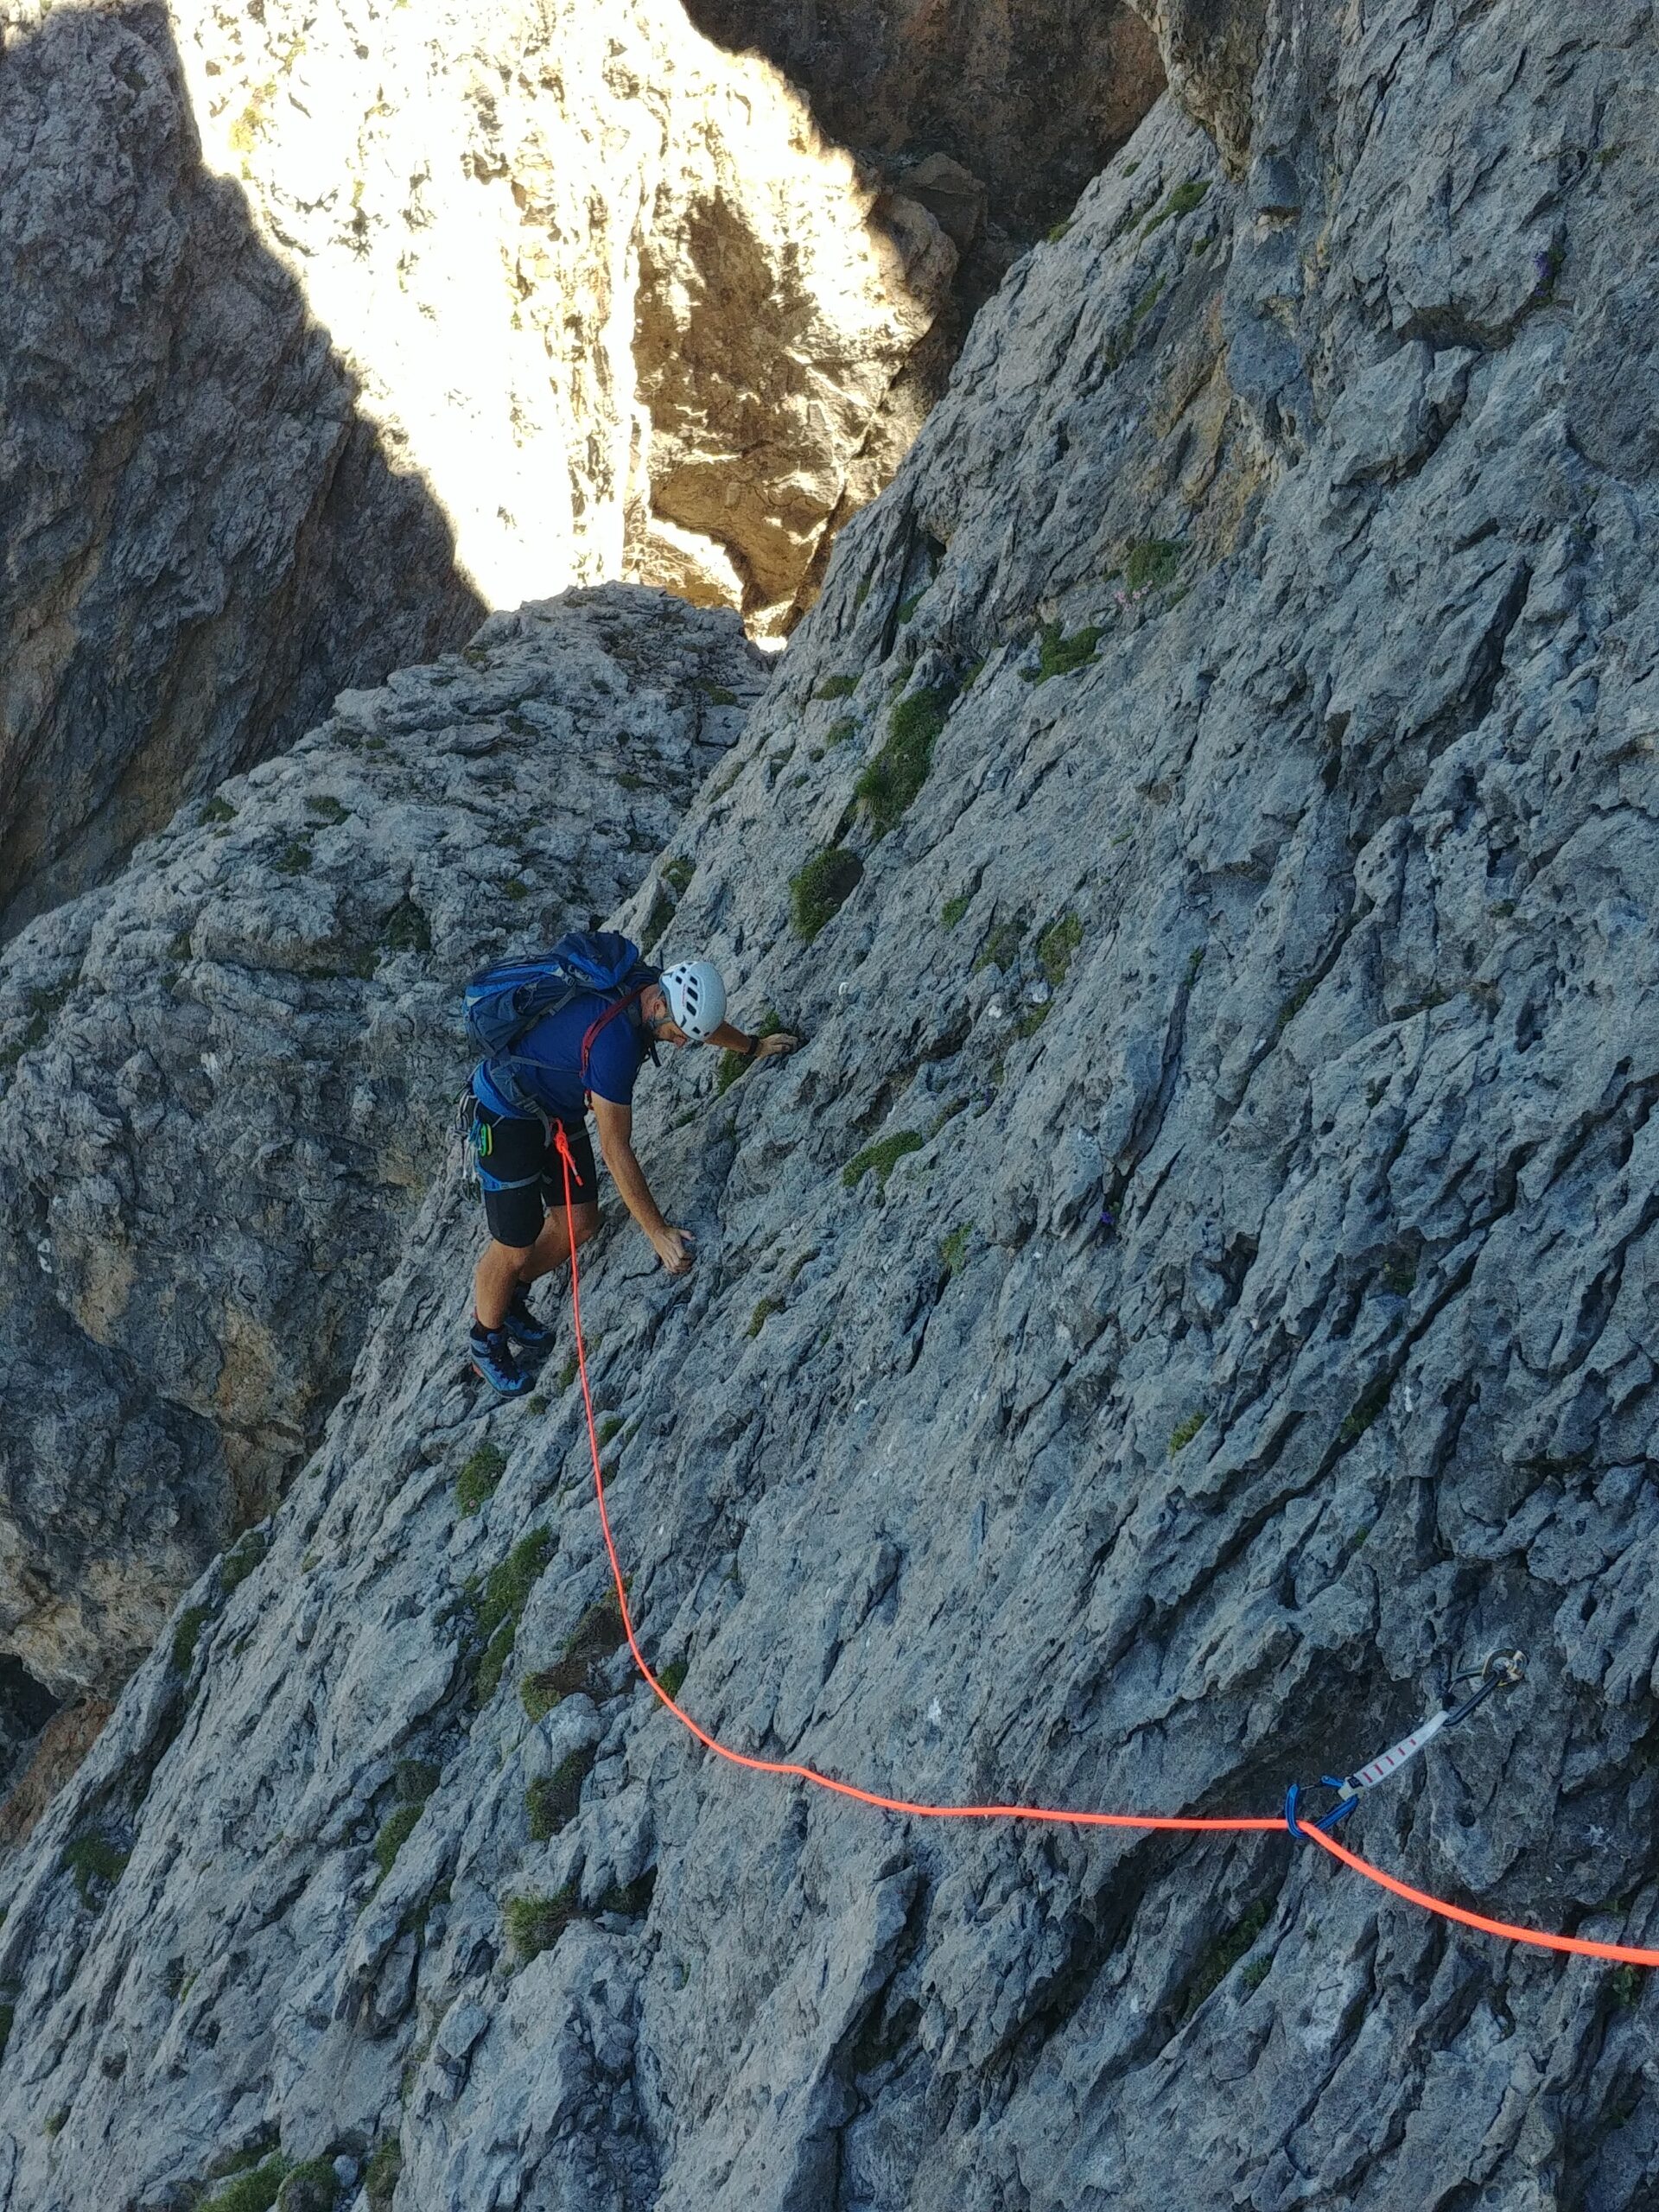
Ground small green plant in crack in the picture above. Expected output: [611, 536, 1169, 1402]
[657, 1657, 689, 1700]
[1380, 1258, 1417, 1297]
[595, 1414, 624, 1447]
[940, 1225, 972, 1278]
[1118, 539, 1185, 598]
[220, 1527, 268, 1598]
[371, 1762, 439, 1889]
[381, 897, 432, 955]
[1611, 1964, 1641, 2008]
[825, 717, 857, 747]
[1, 983, 73, 1071]
[272, 838, 313, 875]
[813, 673, 857, 700]
[1045, 216, 1075, 243]
[790, 847, 864, 942]
[360, 2141, 402, 2212]
[941, 892, 972, 931]
[201, 2152, 292, 2210]
[853, 575, 872, 607]
[273, 2157, 338, 2208]
[1179, 1897, 1271, 2019]
[467, 1527, 556, 1705]
[1022, 621, 1102, 684]
[697, 683, 738, 706]
[973, 917, 1026, 973]
[718, 1009, 785, 1095]
[1169, 1410, 1207, 1455]
[897, 590, 925, 623]
[504, 1885, 581, 1961]
[525, 1750, 594, 1840]
[1141, 175, 1210, 237]
[854, 685, 955, 837]
[365, 1807, 416, 1885]
[597, 1874, 657, 1918]
[662, 855, 695, 897]
[43, 2107, 68, 2137]
[201, 795, 238, 825]
[1036, 913, 1083, 988]
[455, 1440, 506, 1516]
[1272, 974, 1318, 1040]
[520, 1592, 626, 1718]
[304, 794, 347, 825]
[748, 1295, 783, 1338]
[172, 1603, 213, 1675]
[842, 1130, 925, 1195]
[61, 1833, 130, 1910]
[1338, 1377, 1392, 1445]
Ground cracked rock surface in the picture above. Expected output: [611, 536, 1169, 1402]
[0, 588, 762, 1699]
[1, 4, 1658, 2209]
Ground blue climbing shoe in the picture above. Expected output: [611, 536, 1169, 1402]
[502, 1288, 554, 1350]
[469, 1324, 531, 1397]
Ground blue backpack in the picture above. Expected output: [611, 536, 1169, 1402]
[464, 930, 657, 1116]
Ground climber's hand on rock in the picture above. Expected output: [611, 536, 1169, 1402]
[653, 1224, 696, 1274]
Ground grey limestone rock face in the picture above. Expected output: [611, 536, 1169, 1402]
[1, 3, 1658, 2208]
[0, 588, 764, 1698]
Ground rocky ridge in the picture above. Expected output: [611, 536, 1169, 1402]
[1, 3, 1658, 2209]
[0, 587, 763, 1705]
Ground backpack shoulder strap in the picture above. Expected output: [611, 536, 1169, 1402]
[579, 984, 648, 1093]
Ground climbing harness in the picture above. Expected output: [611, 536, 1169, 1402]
[1284, 1649, 1528, 1836]
[549, 1129, 1659, 1971]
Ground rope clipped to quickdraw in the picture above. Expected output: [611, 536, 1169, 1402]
[548, 1128, 1659, 1969]
[1285, 1649, 1528, 1836]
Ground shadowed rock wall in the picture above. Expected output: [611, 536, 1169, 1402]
[684, 0, 1167, 304]
[0, 0, 482, 944]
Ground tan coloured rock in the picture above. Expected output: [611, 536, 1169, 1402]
[0, 1699, 112, 1850]
[171, 0, 957, 638]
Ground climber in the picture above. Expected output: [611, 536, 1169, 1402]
[467, 957, 800, 1395]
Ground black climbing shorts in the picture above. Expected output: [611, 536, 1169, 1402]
[472, 1100, 598, 1249]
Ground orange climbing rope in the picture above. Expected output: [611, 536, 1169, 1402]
[1303, 1824, 1659, 1967]
[550, 1132, 1659, 1968]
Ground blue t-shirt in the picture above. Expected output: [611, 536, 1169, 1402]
[474, 993, 646, 1122]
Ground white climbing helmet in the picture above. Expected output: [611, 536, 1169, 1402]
[658, 957, 726, 1041]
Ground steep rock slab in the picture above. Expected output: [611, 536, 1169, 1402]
[0, 587, 763, 1698]
[3, 7, 1659, 2211]
[0, 0, 480, 943]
